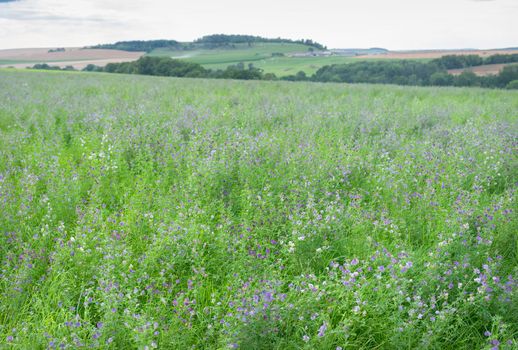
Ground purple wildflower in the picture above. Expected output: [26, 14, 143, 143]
[318, 321, 327, 337]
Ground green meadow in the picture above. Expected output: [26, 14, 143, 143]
[0, 70, 517, 349]
[200, 56, 359, 76]
[148, 43, 359, 75]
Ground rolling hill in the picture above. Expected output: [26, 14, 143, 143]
[1, 34, 517, 77]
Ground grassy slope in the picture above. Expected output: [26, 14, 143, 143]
[148, 42, 313, 64]
[0, 70, 517, 349]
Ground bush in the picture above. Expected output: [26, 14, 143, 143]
[506, 80, 518, 89]
[454, 71, 480, 87]
[497, 64, 518, 87]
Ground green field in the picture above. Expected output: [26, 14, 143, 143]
[0, 70, 517, 349]
[0, 59, 36, 65]
[148, 42, 314, 64]
[246, 56, 433, 76]
[148, 43, 430, 76]
[204, 55, 360, 76]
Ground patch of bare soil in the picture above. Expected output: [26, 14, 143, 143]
[0, 47, 144, 68]
[447, 63, 513, 76]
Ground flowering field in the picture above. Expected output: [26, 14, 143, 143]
[0, 70, 516, 349]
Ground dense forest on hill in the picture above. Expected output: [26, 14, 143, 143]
[87, 40, 182, 52]
[193, 34, 326, 50]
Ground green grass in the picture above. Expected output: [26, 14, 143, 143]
[203, 55, 359, 75]
[0, 59, 38, 65]
[248, 56, 433, 76]
[0, 70, 517, 349]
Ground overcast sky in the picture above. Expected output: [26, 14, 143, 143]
[0, 0, 516, 50]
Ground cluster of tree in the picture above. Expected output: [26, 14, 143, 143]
[211, 62, 267, 80]
[484, 53, 518, 65]
[87, 40, 181, 52]
[31, 63, 76, 71]
[310, 60, 439, 85]
[82, 57, 275, 81]
[194, 34, 326, 50]
[431, 53, 518, 69]
[47, 48, 65, 53]
[84, 56, 207, 77]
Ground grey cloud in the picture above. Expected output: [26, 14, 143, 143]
[0, 8, 121, 24]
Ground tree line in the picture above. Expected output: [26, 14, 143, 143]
[431, 53, 518, 69]
[82, 57, 272, 80]
[31, 55, 518, 89]
[194, 34, 326, 50]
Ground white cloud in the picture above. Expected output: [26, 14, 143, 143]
[0, 0, 516, 49]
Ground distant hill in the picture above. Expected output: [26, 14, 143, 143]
[331, 48, 389, 56]
[87, 35, 327, 53]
